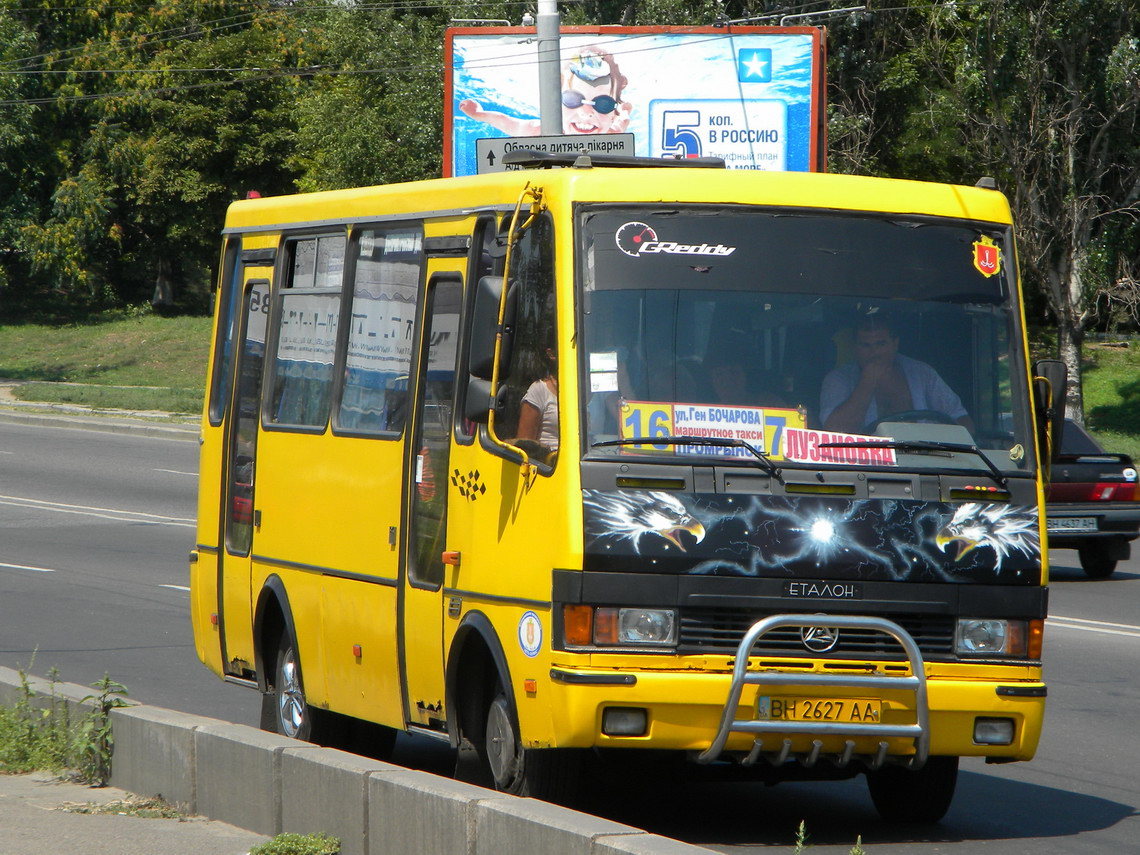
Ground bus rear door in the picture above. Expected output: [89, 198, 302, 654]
[218, 273, 271, 676]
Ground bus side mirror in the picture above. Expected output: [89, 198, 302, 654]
[464, 378, 507, 425]
[468, 276, 518, 381]
[1033, 359, 1067, 464]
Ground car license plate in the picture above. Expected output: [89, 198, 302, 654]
[1047, 516, 1098, 533]
[757, 697, 882, 723]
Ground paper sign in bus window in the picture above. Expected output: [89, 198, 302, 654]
[619, 400, 804, 460]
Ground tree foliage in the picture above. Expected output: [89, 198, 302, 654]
[876, 0, 1140, 421]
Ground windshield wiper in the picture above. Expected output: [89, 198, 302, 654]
[593, 436, 784, 484]
[819, 439, 1008, 489]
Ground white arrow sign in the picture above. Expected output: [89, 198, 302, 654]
[476, 134, 636, 173]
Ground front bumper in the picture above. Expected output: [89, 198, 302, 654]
[543, 615, 1044, 767]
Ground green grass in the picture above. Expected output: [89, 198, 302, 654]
[0, 312, 210, 388]
[0, 312, 210, 414]
[11, 382, 202, 415]
[1079, 341, 1140, 459]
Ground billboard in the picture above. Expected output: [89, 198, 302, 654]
[444, 26, 826, 177]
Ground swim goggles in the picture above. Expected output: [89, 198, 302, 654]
[561, 89, 619, 114]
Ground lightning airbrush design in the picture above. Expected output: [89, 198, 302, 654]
[583, 490, 1039, 583]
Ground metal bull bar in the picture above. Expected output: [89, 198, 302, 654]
[697, 614, 930, 769]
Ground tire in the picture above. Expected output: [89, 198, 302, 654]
[480, 685, 582, 804]
[866, 756, 958, 824]
[1078, 544, 1117, 579]
[265, 633, 327, 743]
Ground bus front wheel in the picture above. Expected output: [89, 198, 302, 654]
[481, 685, 581, 804]
[866, 756, 958, 823]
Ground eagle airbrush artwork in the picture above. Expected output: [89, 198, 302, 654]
[582, 489, 1040, 585]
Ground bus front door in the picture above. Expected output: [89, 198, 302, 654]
[400, 271, 462, 731]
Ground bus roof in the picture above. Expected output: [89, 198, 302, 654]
[222, 166, 1014, 235]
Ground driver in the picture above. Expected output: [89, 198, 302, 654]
[819, 314, 973, 433]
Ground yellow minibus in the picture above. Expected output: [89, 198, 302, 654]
[192, 151, 1060, 822]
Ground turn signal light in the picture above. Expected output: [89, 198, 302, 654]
[563, 605, 593, 646]
[1028, 619, 1044, 660]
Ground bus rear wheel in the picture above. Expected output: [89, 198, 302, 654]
[866, 756, 958, 823]
[482, 686, 581, 804]
[265, 632, 327, 743]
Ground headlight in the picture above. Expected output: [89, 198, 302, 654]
[616, 608, 676, 645]
[956, 619, 1027, 657]
[562, 605, 677, 647]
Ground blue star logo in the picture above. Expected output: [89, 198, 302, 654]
[737, 48, 773, 83]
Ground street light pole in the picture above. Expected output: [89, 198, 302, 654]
[536, 0, 561, 134]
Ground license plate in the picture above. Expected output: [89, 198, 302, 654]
[757, 696, 882, 723]
[1047, 516, 1098, 533]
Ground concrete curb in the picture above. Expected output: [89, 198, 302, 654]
[0, 406, 198, 440]
[0, 669, 716, 855]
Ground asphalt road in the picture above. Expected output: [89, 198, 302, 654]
[0, 414, 1136, 854]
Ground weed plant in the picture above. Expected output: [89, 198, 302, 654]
[792, 820, 867, 854]
[0, 668, 128, 786]
[250, 832, 341, 855]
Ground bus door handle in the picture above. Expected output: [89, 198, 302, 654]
[442, 551, 461, 567]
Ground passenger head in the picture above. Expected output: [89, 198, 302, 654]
[853, 313, 900, 367]
[706, 350, 748, 403]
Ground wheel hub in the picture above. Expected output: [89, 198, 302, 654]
[486, 696, 517, 785]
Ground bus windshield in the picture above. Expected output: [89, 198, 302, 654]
[579, 205, 1033, 476]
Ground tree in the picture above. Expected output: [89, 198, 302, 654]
[919, 0, 1140, 423]
[8, 0, 316, 313]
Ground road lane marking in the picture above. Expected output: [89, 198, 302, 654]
[0, 562, 55, 573]
[153, 469, 195, 477]
[160, 584, 191, 592]
[0, 494, 194, 528]
[1048, 614, 1140, 639]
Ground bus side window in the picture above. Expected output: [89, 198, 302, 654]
[500, 214, 558, 466]
[268, 234, 345, 429]
[456, 216, 505, 443]
[337, 224, 425, 435]
[208, 241, 244, 425]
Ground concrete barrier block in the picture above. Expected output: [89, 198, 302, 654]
[594, 832, 721, 855]
[474, 795, 645, 855]
[368, 768, 508, 855]
[280, 746, 403, 855]
[109, 705, 219, 812]
[195, 722, 307, 835]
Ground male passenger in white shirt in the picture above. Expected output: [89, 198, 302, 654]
[819, 314, 973, 434]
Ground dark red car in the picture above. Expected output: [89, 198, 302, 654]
[1046, 418, 1140, 578]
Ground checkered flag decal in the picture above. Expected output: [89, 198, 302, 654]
[451, 468, 487, 501]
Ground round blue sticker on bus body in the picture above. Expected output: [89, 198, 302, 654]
[518, 611, 543, 657]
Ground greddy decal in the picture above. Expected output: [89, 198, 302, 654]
[582, 490, 1040, 584]
[616, 221, 736, 258]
